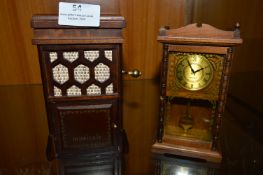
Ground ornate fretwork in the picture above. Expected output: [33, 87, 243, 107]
[86, 84, 101, 95]
[74, 64, 90, 84]
[52, 64, 69, 84]
[63, 52, 78, 62]
[48, 48, 115, 97]
[84, 50, 99, 62]
[104, 50, 113, 61]
[94, 63, 110, 83]
[49, 52, 58, 63]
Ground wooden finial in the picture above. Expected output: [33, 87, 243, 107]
[159, 26, 168, 36]
[235, 22, 240, 28]
[234, 22, 241, 38]
[196, 22, 202, 27]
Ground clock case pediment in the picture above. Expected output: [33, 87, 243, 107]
[153, 23, 242, 162]
[158, 23, 242, 45]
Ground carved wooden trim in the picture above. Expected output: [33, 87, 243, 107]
[168, 45, 228, 54]
[31, 15, 126, 29]
[60, 108, 111, 148]
[52, 101, 118, 155]
[212, 48, 233, 150]
[33, 29, 124, 44]
[32, 15, 125, 44]
[158, 23, 242, 46]
[157, 44, 169, 142]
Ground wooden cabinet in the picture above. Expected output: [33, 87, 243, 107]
[152, 24, 242, 162]
[32, 15, 126, 174]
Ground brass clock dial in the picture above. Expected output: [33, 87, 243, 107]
[175, 54, 213, 91]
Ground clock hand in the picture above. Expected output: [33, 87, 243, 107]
[187, 60, 195, 73]
[193, 66, 209, 73]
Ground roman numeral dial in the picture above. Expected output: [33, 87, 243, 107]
[175, 54, 213, 91]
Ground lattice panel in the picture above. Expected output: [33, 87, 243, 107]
[54, 86, 62, 96]
[49, 52, 58, 63]
[104, 50, 113, 61]
[74, 65, 90, 84]
[106, 83, 113, 94]
[63, 52, 79, 62]
[84, 50, 99, 62]
[94, 63, 110, 83]
[87, 84, 101, 95]
[67, 85, 81, 96]
[52, 64, 69, 84]
[49, 48, 116, 97]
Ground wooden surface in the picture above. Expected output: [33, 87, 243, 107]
[122, 80, 159, 175]
[0, 0, 190, 85]
[0, 85, 48, 174]
[157, 23, 242, 45]
[120, 0, 190, 80]
[31, 15, 125, 44]
[1, 0, 263, 84]
[152, 142, 222, 163]
[31, 15, 126, 29]
[0, 80, 159, 175]
[193, 0, 263, 73]
[0, 78, 262, 174]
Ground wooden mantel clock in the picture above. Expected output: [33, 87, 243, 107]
[152, 23, 242, 162]
[31, 2, 140, 174]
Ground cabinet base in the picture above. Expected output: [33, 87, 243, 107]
[152, 142, 222, 163]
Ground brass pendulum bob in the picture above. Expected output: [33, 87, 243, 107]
[179, 100, 194, 133]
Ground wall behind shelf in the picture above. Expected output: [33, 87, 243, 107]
[0, 0, 262, 85]
[0, 0, 191, 85]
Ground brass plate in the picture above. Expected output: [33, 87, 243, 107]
[166, 52, 224, 100]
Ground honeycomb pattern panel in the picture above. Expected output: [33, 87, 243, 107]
[67, 85, 81, 96]
[49, 52, 58, 63]
[63, 52, 79, 62]
[94, 63, 110, 83]
[106, 83, 114, 94]
[86, 84, 101, 95]
[84, 50, 99, 62]
[104, 50, 113, 61]
[74, 64, 90, 84]
[52, 64, 69, 84]
[54, 86, 62, 97]
[48, 48, 116, 97]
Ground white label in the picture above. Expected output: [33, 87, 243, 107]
[58, 2, 100, 27]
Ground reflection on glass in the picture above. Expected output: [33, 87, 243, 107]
[15, 162, 51, 175]
[176, 167, 190, 175]
[165, 98, 213, 141]
[154, 154, 220, 175]
[179, 100, 194, 134]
